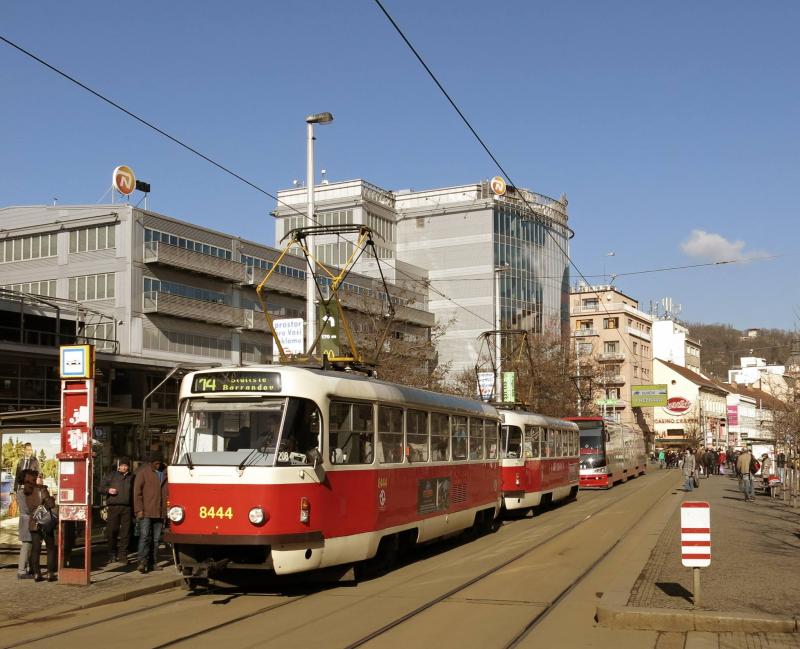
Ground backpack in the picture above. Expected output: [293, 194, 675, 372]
[749, 457, 760, 474]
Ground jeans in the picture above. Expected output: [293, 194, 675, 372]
[742, 475, 755, 500]
[18, 541, 31, 575]
[684, 476, 694, 491]
[30, 529, 57, 576]
[137, 517, 163, 567]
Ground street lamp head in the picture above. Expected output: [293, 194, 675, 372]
[306, 112, 334, 125]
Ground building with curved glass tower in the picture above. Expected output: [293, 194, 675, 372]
[274, 178, 573, 378]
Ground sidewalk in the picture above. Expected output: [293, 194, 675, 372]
[597, 468, 800, 648]
[0, 543, 181, 627]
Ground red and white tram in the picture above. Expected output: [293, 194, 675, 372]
[565, 417, 647, 489]
[499, 410, 579, 512]
[164, 365, 502, 582]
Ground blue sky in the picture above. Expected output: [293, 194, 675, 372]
[2, 1, 798, 330]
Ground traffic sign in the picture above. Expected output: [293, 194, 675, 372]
[681, 502, 710, 568]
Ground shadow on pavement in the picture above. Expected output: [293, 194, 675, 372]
[655, 582, 693, 603]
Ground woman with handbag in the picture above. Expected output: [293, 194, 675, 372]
[16, 469, 58, 582]
[682, 448, 696, 492]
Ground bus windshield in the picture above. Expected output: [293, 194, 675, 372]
[174, 397, 320, 467]
[578, 425, 606, 469]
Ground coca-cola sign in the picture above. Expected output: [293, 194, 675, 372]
[665, 397, 692, 415]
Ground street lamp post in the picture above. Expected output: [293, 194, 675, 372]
[305, 112, 333, 355]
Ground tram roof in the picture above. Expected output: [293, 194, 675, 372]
[498, 408, 578, 430]
[182, 364, 499, 418]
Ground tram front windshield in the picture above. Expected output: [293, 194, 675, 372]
[174, 397, 320, 467]
[578, 425, 606, 469]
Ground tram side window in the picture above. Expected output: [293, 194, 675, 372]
[503, 425, 522, 458]
[545, 429, 557, 457]
[378, 405, 404, 464]
[275, 398, 320, 466]
[468, 418, 484, 459]
[571, 430, 578, 456]
[451, 416, 468, 460]
[554, 430, 563, 457]
[329, 401, 374, 465]
[485, 420, 499, 459]
[407, 409, 429, 463]
[524, 425, 541, 459]
[430, 412, 450, 461]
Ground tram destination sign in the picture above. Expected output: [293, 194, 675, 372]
[192, 371, 282, 394]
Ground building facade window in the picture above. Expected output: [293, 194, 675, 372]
[69, 273, 115, 301]
[2, 280, 57, 297]
[240, 254, 307, 279]
[603, 317, 618, 329]
[143, 327, 232, 359]
[83, 323, 115, 351]
[604, 341, 619, 353]
[315, 242, 355, 268]
[577, 342, 593, 355]
[69, 225, 115, 254]
[143, 277, 229, 304]
[1, 233, 58, 263]
[144, 228, 232, 260]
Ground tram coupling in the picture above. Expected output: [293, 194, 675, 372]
[185, 557, 231, 580]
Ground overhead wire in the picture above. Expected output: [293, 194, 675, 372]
[0, 33, 495, 328]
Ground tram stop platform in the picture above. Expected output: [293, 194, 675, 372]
[0, 543, 180, 628]
[595, 468, 800, 649]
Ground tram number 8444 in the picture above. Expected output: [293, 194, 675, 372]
[199, 506, 234, 520]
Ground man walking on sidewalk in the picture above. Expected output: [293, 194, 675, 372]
[682, 448, 696, 491]
[101, 456, 134, 565]
[736, 446, 756, 502]
[133, 453, 168, 573]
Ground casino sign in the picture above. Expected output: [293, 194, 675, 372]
[664, 397, 692, 416]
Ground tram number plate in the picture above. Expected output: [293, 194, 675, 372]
[199, 506, 234, 519]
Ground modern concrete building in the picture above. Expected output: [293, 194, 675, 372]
[652, 319, 702, 373]
[569, 284, 653, 433]
[274, 179, 573, 377]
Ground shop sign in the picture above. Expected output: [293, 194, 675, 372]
[726, 405, 739, 427]
[631, 384, 668, 407]
[665, 397, 692, 415]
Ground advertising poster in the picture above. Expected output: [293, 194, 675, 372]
[417, 477, 451, 514]
[0, 430, 61, 547]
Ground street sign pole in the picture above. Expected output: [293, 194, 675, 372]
[57, 345, 95, 585]
[681, 501, 711, 608]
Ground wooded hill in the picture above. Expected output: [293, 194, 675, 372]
[686, 323, 796, 379]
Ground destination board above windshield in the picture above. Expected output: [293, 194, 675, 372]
[191, 372, 282, 393]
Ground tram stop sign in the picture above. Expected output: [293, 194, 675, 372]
[681, 502, 711, 568]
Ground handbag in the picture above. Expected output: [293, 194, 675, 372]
[692, 474, 700, 488]
[32, 504, 58, 534]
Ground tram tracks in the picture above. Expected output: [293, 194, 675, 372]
[3, 472, 675, 649]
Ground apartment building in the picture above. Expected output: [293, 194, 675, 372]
[569, 285, 654, 431]
[652, 319, 702, 373]
[275, 178, 573, 376]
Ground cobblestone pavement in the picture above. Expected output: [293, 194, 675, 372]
[0, 545, 178, 624]
[629, 469, 800, 615]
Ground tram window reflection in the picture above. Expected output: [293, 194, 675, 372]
[430, 412, 449, 462]
[451, 416, 467, 460]
[378, 406, 404, 463]
[503, 425, 522, 459]
[468, 418, 484, 460]
[329, 401, 374, 465]
[486, 420, 499, 459]
[406, 409, 429, 463]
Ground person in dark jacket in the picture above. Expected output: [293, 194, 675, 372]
[133, 453, 168, 573]
[101, 456, 134, 565]
[16, 469, 57, 581]
[13, 443, 41, 492]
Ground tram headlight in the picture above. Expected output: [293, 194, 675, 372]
[167, 506, 184, 524]
[248, 507, 266, 526]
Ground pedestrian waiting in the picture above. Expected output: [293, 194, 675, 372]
[15, 469, 58, 582]
[682, 448, 696, 492]
[736, 446, 756, 502]
[134, 453, 168, 574]
[101, 456, 134, 566]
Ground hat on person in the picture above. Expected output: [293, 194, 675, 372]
[118, 456, 131, 467]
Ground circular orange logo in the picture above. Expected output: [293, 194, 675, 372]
[113, 165, 136, 195]
[490, 176, 506, 196]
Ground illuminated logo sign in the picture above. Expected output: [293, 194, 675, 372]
[490, 176, 507, 196]
[665, 397, 692, 415]
[113, 165, 136, 196]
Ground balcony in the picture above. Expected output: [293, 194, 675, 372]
[627, 326, 651, 342]
[144, 241, 245, 283]
[598, 352, 625, 362]
[598, 374, 625, 386]
[572, 328, 598, 337]
[142, 291, 242, 327]
[243, 265, 305, 297]
[241, 309, 271, 332]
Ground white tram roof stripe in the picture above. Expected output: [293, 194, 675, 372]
[498, 408, 579, 431]
[181, 365, 499, 418]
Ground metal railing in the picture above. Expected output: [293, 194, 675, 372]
[572, 328, 598, 337]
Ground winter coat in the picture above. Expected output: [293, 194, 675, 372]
[133, 466, 168, 519]
[101, 470, 134, 507]
[761, 457, 773, 478]
[682, 453, 695, 479]
[736, 451, 754, 476]
[15, 485, 54, 543]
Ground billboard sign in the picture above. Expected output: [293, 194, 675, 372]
[490, 176, 507, 196]
[502, 371, 516, 403]
[317, 301, 340, 359]
[272, 318, 304, 356]
[477, 372, 495, 402]
[113, 165, 136, 196]
[726, 405, 739, 427]
[665, 397, 692, 415]
[631, 384, 668, 408]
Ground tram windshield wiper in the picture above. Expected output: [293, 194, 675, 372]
[186, 452, 194, 470]
[238, 449, 258, 471]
